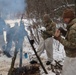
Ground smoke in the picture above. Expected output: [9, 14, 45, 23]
[0, 0, 26, 19]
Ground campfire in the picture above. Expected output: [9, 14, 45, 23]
[11, 64, 40, 75]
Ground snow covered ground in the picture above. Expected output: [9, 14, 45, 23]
[0, 20, 66, 75]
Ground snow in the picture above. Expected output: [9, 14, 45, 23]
[0, 19, 65, 75]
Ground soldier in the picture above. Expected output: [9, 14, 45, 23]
[14, 21, 26, 52]
[4, 23, 19, 57]
[54, 8, 76, 75]
[0, 18, 8, 56]
[30, 14, 56, 65]
[3, 24, 12, 57]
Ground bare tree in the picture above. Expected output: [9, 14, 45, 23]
[25, 0, 75, 42]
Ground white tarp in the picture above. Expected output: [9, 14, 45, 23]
[62, 57, 76, 75]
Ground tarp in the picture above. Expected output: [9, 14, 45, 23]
[62, 57, 76, 75]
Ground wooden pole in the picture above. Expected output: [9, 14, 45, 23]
[75, 0, 76, 15]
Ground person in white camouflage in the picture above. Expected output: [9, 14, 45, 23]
[30, 14, 56, 65]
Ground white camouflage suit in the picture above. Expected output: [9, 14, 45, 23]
[32, 20, 56, 62]
[37, 37, 53, 62]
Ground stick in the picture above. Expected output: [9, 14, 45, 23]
[8, 49, 18, 75]
[26, 34, 48, 74]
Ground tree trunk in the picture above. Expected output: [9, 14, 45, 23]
[8, 49, 18, 75]
[75, 0, 76, 15]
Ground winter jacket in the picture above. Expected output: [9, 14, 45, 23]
[41, 20, 56, 40]
[59, 18, 76, 57]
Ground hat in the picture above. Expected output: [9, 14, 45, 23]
[43, 14, 51, 23]
[63, 8, 75, 19]
[43, 14, 50, 20]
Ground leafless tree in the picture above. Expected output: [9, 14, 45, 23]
[25, 0, 75, 42]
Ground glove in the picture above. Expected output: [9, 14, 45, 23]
[58, 27, 67, 37]
[30, 40, 34, 45]
[58, 27, 64, 32]
[39, 27, 46, 31]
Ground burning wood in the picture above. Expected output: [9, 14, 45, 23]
[11, 64, 40, 75]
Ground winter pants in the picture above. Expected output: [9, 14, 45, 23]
[34, 37, 53, 62]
